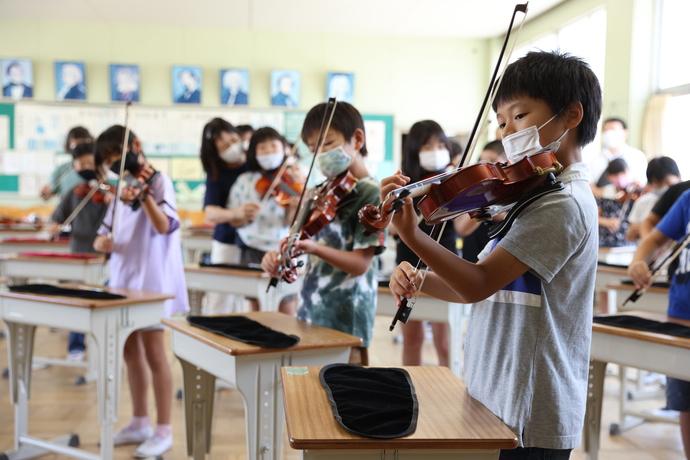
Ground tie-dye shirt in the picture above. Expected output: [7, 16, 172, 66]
[297, 176, 386, 347]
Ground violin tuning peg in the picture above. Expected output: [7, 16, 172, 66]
[391, 199, 405, 212]
[399, 189, 411, 199]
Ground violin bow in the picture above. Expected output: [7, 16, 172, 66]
[56, 178, 108, 236]
[267, 98, 338, 290]
[105, 101, 132, 259]
[623, 232, 690, 305]
[390, 3, 529, 331]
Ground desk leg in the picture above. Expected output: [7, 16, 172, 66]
[179, 358, 215, 460]
[583, 360, 606, 460]
[188, 289, 205, 316]
[448, 304, 468, 378]
[91, 308, 136, 460]
[236, 355, 285, 460]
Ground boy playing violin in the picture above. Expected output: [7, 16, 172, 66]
[384, 51, 602, 458]
[261, 102, 386, 365]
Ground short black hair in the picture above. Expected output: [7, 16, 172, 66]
[301, 101, 367, 156]
[605, 158, 629, 176]
[646, 156, 680, 183]
[604, 117, 627, 130]
[246, 127, 287, 172]
[71, 142, 94, 160]
[492, 51, 602, 147]
[65, 126, 93, 153]
[200, 117, 239, 181]
[483, 140, 505, 160]
[94, 125, 137, 168]
[236, 124, 254, 135]
[402, 120, 450, 183]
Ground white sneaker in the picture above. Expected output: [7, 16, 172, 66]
[132, 434, 173, 458]
[66, 350, 85, 362]
[113, 425, 153, 446]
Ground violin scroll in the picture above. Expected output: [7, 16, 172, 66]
[358, 189, 410, 236]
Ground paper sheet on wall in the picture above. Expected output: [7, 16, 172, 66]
[364, 120, 385, 163]
[19, 174, 38, 197]
[147, 157, 170, 176]
[170, 158, 204, 181]
[0, 115, 9, 151]
[3, 151, 21, 174]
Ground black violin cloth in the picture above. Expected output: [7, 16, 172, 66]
[593, 315, 690, 339]
[187, 315, 300, 348]
[319, 364, 418, 439]
[8, 283, 126, 300]
[199, 261, 263, 271]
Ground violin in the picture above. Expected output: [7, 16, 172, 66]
[255, 166, 305, 208]
[121, 162, 160, 210]
[276, 170, 358, 283]
[359, 150, 562, 235]
[74, 181, 113, 204]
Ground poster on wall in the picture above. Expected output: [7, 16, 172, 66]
[172, 66, 201, 104]
[326, 72, 354, 104]
[1, 58, 33, 100]
[220, 68, 249, 106]
[270, 70, 300, 107]
[110, 64, 140, 103]
[55, 61, 87, 101]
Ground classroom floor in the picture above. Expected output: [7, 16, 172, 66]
[0, 316, 685, 460]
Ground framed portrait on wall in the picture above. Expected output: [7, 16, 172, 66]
[55, 61, 87, 101]
[1, 58, 33, 100]
[110, 64, 140, 102]
[220, 69, 249, 106]
[326, 72, 354, 103]
[270, 70, 300, 107]
[172, 65, 202, 104]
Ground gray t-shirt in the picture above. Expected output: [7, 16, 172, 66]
[51, 188, 108, 253]
[465, 162, 598, 449]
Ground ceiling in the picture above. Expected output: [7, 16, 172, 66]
[0, 0, 566, 38]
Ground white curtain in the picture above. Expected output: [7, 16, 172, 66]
[642, 93, 671, 159]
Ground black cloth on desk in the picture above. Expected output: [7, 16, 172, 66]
[319, 364, 418, 439]
[198, 261, 263, 271]
[593, 315, 690, 339]
[187, 315, 300, 348]
[9, 284, 125, 300]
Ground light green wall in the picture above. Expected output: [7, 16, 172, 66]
[500, 0, 657, 149]
[0, 19, 489, 136]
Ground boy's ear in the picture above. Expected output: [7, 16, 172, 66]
[351, 128, 365, 153]
[563, 101, 584, 130]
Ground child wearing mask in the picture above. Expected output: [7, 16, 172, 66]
[201, 118, 249, 313]
[93, 125, 188, 458]
[228, 127, 301, 314]
[395, 120, 455, 367]
[261, 102, 386, 366]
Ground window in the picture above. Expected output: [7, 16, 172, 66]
[657, 0, 690, 92]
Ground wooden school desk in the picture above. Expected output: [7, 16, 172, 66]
[0, 285, 172, 460]
[162, 312, 362, 460]
[184, 264, 302, 315]
[594, 264, 628, 294]
[180, 228, 213, 264]
[583, 311, 690, 460]
[0, 225, 48, 239]
[606, 282, 669, 314]
[597, 246, 636, 266]
[0, 237, 71, 255]
[0, 253, 110, 383]
[281, 365, 518, 459]
[377, 284, 468, 378]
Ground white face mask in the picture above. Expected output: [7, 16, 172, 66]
[501, 112, 568, 164]
[419, 149, 450, 172]
[242, 139, 250, 152]
[602, 130, 626, 150]
[219, 142, 243, 163]
[317, 145, 352, 178]
[256, 151, 284, 171]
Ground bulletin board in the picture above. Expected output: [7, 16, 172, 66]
[0, 101, 394, 196]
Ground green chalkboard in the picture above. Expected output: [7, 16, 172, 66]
[0, 103, 15, 149]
